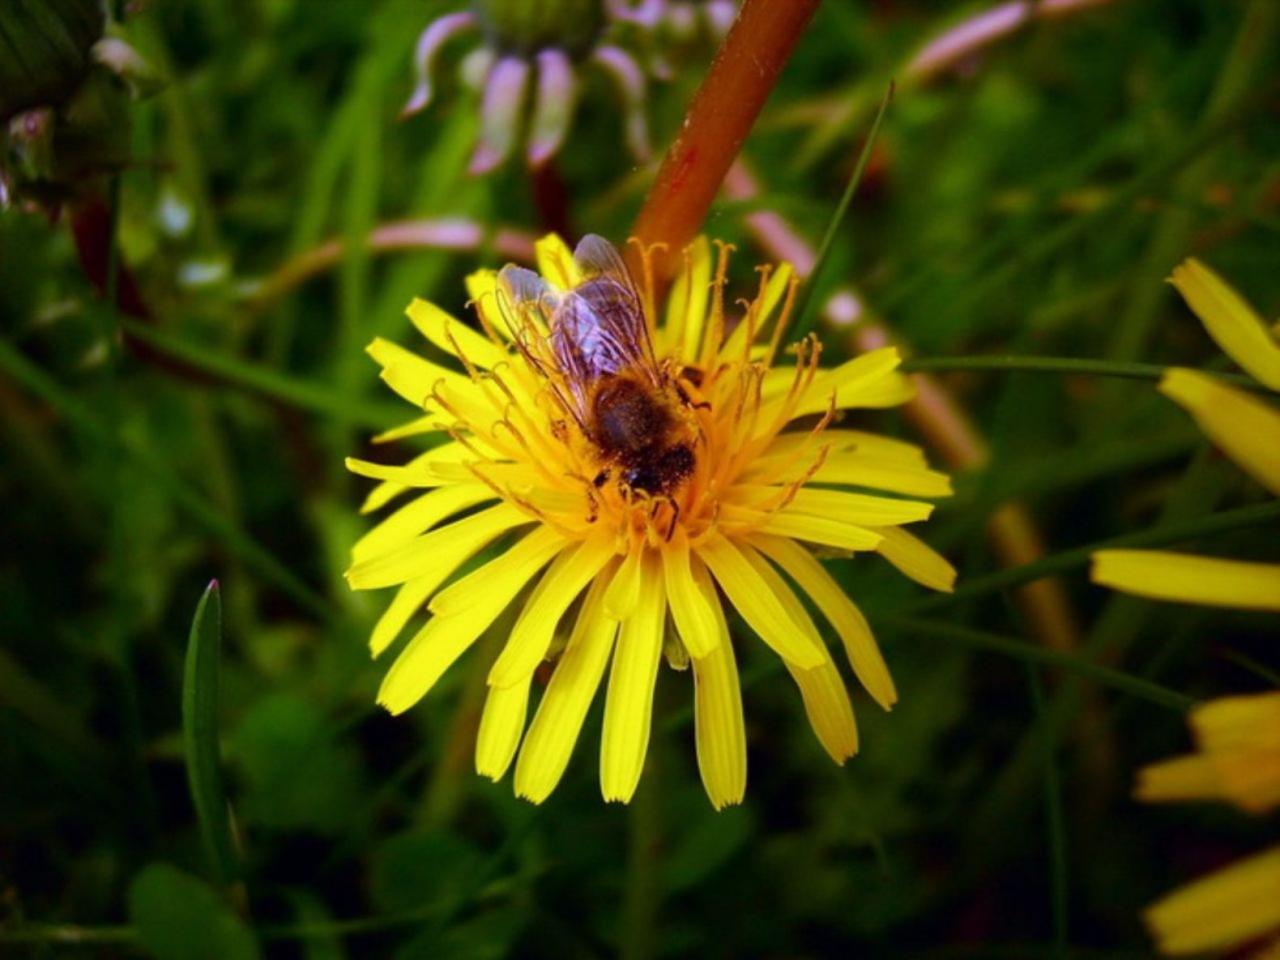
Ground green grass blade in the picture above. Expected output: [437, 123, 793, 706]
[901, 355, 1275, 396]
[1219, 649, 1280, 687]
[879, 617, 1195, 712]
[791, 81, 894, 338]
[0, 340, 331, 617]
[182, 581, 239, 884]
[120, 319, 402, 430]
[1028, 668, 1068, 960]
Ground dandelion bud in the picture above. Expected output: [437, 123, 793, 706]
[402, 0, 737, 174]
[0, 0, 104, 123]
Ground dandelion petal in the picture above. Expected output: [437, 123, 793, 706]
[475, 679, 532, 781]
[1170, 257, 1280, 390]
[690, 560, 746, 809]
[516, 572, 619, 803]
[1092, 550, 1280, 612]
[1159, 368, 1280, 496]
[663, 533, 721, 659]
[600, 552, 666, 803]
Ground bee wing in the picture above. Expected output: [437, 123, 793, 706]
[567, 234, 659, 378]
[496, 263, 603, 428]
[573, 234, 636, 288]
[548, 297, 598, 421]
[496, 265, 555, 334]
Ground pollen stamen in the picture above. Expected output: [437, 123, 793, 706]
[445, 327, 483, 382]
[699, 240, 735, 370]
[764, 273, 800, 369]
[430, 383, 520, 461]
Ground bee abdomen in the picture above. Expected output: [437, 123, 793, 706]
[621, 443, 695, 496]
[592, 378, 670, 456]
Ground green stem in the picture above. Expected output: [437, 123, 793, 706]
[120, 319, 402, 429]
[1029, 668, 1068, 960]
[1220, 650, 1280, 687]
[952, 451, 1228, 887]
[620, 749, 661, 960]
[0, 924, 136, 945]
[878, 618, 1194, 712]
[99, 176, 159, 842]
[902, 355, 1274, 396]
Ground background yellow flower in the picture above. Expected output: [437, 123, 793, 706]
[1093, 257, 1280, 956]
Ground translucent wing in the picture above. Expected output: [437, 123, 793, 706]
[551, 235, 658, 388]
[495, 237, 659, 429]
[496, 265, 554, 337]
[573, 234, 637, 290]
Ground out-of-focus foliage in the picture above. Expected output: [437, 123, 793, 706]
[1, 0, 1277, 957]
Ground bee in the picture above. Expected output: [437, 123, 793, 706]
[498, 235, 697, 497]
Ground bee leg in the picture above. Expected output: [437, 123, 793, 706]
[675, 381, 711, 411]
[664, 499, 680, 542]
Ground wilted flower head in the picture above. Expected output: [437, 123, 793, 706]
[403, 0, 736, 175]
[346, 234, 954, 808]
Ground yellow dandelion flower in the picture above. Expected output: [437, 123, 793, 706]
[1092, 258, 1280, 611]
[1137, 693, 1280, 956]
[1137, 693, 1280, 815]
[1145, 844, 1280, 956]
[345, 233, 954, 808]
[1091, 257, 1280, 955]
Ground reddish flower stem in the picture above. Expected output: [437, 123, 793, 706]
[68, 196, 226, 387]
[628, 0, 820, 282]
[70, 197, 150, 321]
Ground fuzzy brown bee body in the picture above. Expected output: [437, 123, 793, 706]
[500, 235, 698, 498]
[588, 376, 695, 495]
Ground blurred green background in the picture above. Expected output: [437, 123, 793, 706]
[2, 0, 1278, 956]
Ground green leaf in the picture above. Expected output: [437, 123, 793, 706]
[0, 340, 331, 617]
[230, 693, 364, 834]
[127, 863, 259, 960]
[394, 909, 526, 960]
[880, 617, 1195, 712]
[283, 891, 348, 960]
[182, 580, 239, 883]
[662, 790, 752, 893]
[370, 829, 485, 915]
